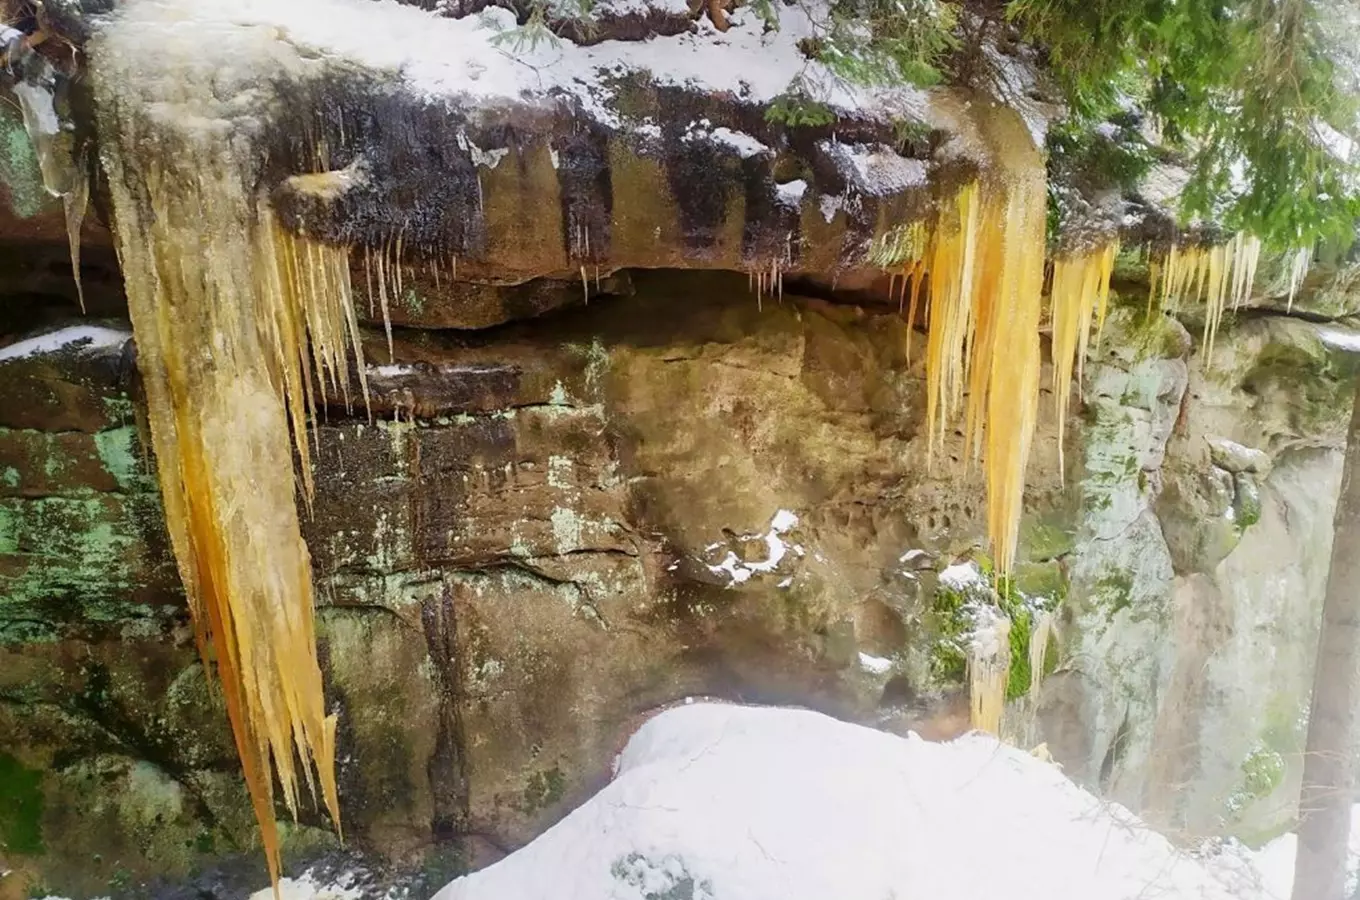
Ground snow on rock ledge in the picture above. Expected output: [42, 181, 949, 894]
[0, 325, 131, 363]
[77, 0, 1055, 287]
[432, 702, 1257, 900]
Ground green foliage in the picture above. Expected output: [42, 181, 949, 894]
[519, 765, 567, 814]
[1048, 117, 1157, 192]
[1226, 744, 1285, 814]
[928, 583, 970, 683]
[485, 10, 562, 52]
[762, 0, 957, 121]
[1010, 0, 1360, 250]
[800, 0, 959, 88]
[765, 87, 838, 128]
[994, 575, 1060, 701]
[484, 0, 597, 52]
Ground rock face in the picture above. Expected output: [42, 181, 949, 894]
[0, 271, 999, 893]
[3, 261, 1356, 895]
[1, 0, 1357, 896]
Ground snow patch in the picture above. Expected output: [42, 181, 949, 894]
[247, 870, 366, 900]
[705, 510, 799, 587]
[457, 129, 510, 169]
[593, 0, 692, 15]
[819, 193, 844, 224]
[708, 127, 771, 159]
[938, 560, 983, 591]
[1320, 326, 1360, 353]
[857, 652, 893, 675]
[775, 179, 807, 208]
[818, 140, 927, 196]
[1248, 805, 1360, 898]
[967, 603, 1008, 658]
[682, 121, 772, 158]
[0, 325, 130, 362]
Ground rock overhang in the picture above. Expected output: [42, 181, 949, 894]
[59, 0, 1061, 289]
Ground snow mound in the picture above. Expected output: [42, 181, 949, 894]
[432, 702, 1255, 900]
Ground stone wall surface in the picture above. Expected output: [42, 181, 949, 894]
[1, 265, 1356, 896]
[0, 0, 1357, 895]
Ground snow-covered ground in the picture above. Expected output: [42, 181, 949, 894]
[1219, 805, 1360, 898]
[430, 701, 1273, 900]
[137, 701, 1358, 900]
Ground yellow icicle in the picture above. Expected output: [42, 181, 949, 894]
[100, 133, 351, 890]
[1049, 241, 1119, 478]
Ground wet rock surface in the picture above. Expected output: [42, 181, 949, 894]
[1, 260, 1357, 895]
[1, 1, 1358, 895]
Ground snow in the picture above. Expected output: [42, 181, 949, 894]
[939, 560, 983, 590]
[1245, 805, 1360, 898]
[775, 179, 807, 208]
[857, 652, 893, 674]
[101, 0, 929, 134]
[457, 129, 511, 169]
[593, 0, 692, 16]
[819, 193, 844, 223]
[818, 140, 928, 196]
[246, 871, 366, 900]
[706, 510, 800, 586]
[968, 603, 1009, 657]
[0, 325, 130, 362]
[431, 702, 1261, 900]
[1320, 326, 1360, 353]
[685, 124, 772, 159]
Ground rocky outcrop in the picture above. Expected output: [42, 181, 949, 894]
[1, 1, 1358, 896]
[0, 271, 1054, 894]
[4, 256, 1354, 895]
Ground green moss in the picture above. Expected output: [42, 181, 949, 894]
[1094, 570, 1135, 617]
[1232, 473, 1263, 532]
[927, 584, 970, 683]
[1112, 246, 1151, 283]
[401, 288, 426, 315]
[0, 752, 45, 856]
[1243, 342, 1352, 436]
[930, 564, 1064, 701]
[0, 104, 56, 219]
[1227, 744, 1285, 816]
[0, 492, 170, 642]
[602, 71, 657, 121]
[1019, 518, 1075, 561]
[996, 577, 1061, 701]
[520, 766, 566, 815]
[93, 427, 153, 492]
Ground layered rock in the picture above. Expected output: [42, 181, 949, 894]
[0, 0, 1357, 896]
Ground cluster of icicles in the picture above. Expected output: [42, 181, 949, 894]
[102, 143, 363, 888]
[876, 183, 1269, 737]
